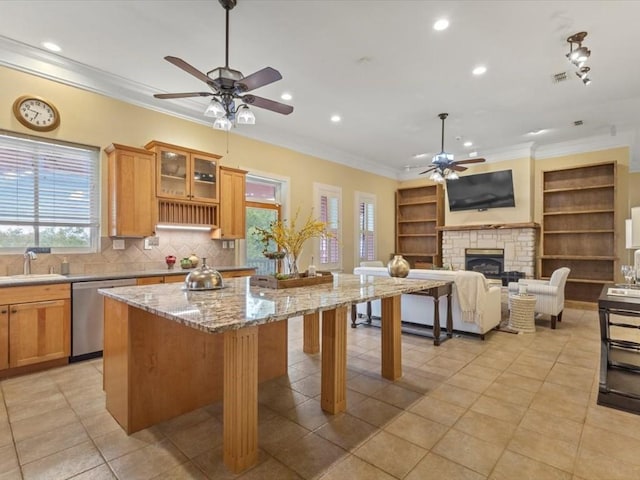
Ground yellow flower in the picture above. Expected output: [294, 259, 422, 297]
[254, 208, 332, 258]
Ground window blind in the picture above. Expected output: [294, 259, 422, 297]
[0, 131, 99, 250]
[359, 198, 376, 261]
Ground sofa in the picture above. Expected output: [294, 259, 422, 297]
[352, 267, 502, 338]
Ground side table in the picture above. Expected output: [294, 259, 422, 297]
[508, 294, 537, 333]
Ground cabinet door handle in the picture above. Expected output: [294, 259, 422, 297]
[1, 309, 7, 314]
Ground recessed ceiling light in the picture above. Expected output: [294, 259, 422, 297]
[433, 19, 449, 31]
[330, 115, 341, 123]
[42, 41, 61, 52]
[412, 153, 429, 159]
[469, 151, 478, 157]
[528, 129, 547, 135]
[281, 92, 292, 101]
[463, 141, 473, 147]
[472, 66, 487, 76]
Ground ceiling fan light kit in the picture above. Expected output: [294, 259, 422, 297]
[419, 113, 486, 182]
[566, 31, 592, 85]
[153, 0, 293, 130]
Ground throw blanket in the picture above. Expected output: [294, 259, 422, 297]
[455, 272, 488, 325]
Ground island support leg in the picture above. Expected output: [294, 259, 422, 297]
[223, 326, 259, 473]
[303, 312, 320, 354]
[321, 306, 347, 414]
[381, 295, 402, 380]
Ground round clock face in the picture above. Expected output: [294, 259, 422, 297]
[12, 95, 60, 132]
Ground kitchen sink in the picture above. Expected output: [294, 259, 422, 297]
[0, 273, 67, 283]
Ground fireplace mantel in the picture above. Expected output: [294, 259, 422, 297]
[437, 222, 540, 232]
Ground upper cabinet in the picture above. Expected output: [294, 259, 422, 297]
[219, 166, 247, 239]
[145, 141, 221, 204]
[106, 144, 157, 238]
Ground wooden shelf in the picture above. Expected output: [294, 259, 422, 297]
[542, 255, 616, 260]
[396, 184, 444, 268]
[543, 209, 614, 216]
[398, 218, 437, 223]
[541, 162, 617, 304]
[397, 234, 437, 238]
[567, 278, 613, 284]
[543, 183, 615, 194]
[544, 230, 614, 234]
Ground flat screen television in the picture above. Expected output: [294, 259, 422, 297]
[446, 169, 516, 212]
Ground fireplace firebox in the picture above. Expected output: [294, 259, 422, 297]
[465, 248, 504, 279]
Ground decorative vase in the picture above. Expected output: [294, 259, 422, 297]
[388, 255, 410, 278]
[188, 253, 199, 268]
[284, 251, 300, 278]
[180, 258, 192, 269]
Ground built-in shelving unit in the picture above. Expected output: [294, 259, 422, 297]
[541, 162, 617, 305]
[395, 184, 444, 268]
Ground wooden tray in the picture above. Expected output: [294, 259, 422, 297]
[249, 271, 333, 289]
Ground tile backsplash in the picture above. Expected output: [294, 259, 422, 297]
[0, 231, 235, 276]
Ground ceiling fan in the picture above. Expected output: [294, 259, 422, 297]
[419, 113, 485, 178]
[153, 0, 293, 128]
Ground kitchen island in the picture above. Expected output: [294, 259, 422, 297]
[100, 273, 447, 473]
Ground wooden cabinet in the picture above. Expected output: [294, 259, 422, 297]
[0, 306, 7, 370]
[541, 162, 616, 305]
[106, 144, 157, 238]
[146, 141, 221, 204]
[0, 283, 71, 371]
[395, 184, 444, 268]
[219, 166, 247, 239]
[136, 274, 187, 285]
[137, 270, 254, 285]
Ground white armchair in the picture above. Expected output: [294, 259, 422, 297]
[508, 267, 571, 329]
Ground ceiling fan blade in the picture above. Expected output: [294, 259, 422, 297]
[237, 67, 282, 92]
[164, 56, 212, 85]
[450, 165, 468, 172]
[454, 158, 486, 165]
[154, 92, 213, 99]
[243, 95, 293, 115]
[419, 167, 437, 175]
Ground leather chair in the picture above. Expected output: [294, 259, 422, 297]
[508, 267, 571, 329]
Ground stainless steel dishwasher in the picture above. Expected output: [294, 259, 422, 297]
[71, 278, 137, 362]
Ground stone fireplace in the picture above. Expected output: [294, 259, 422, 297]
[440, 223, 539, 278]
[465, 248, 504, 279]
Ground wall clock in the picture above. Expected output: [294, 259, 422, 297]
[12, 95, 61, 132]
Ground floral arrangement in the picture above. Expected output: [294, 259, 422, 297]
[254, 209, 331, 277]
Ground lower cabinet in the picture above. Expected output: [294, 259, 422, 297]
[0, 307, 8, 370]
[8, 299, 70, 368]
[0, 284, 71, 373]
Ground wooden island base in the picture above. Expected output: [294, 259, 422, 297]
[103, 297, 288, 435]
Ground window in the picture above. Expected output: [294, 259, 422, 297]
[0, 131, 100, 253]
[356, 191, 376, 263]
[315, 183, 341, 271]
[244, 175, 284, 275]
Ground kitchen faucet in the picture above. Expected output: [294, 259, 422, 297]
[23, 250, 37, 275]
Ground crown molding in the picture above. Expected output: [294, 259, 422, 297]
[533, 128, 637, 169]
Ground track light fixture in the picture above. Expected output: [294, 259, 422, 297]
[566, 31, 592, 85]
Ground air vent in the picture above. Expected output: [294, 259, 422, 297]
[574, 120, 584, 126]
[552, 72, 568, 83]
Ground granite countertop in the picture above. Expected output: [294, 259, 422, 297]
[0, 266, 256, 287]
[99, 273, 447, 334]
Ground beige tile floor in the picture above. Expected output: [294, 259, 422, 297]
[2, 307, 640, 479]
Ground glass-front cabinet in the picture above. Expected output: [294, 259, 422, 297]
[146, 141, 220, 203]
